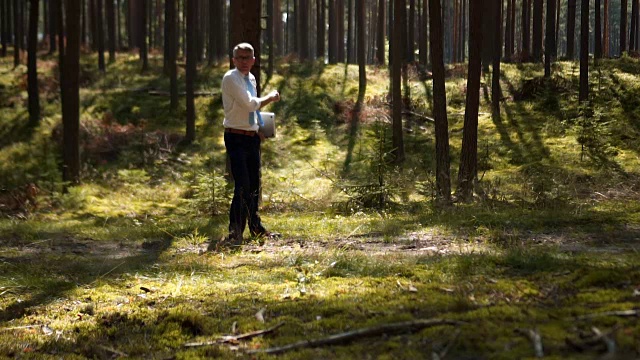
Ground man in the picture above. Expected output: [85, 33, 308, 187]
[221, 42, 280, 246]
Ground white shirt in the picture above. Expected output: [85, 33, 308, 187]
[221, 68, 261, 131]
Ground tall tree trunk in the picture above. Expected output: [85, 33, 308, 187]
[545, 0, 556, 76]
[621, 0, 628, 54]
[274, 0, 282, 56]
[595, 0, 602, 60]
[420, 0, 429, 65]
[532, 0, 543, 62]
[229, 0, 262, 91]
[521, 0, 531, 61]
[63, 0, 81, 188]
[300, 0, 309, 60]
[603, 0, 609, 57]
[106, 0, 116, 62]
[140, 0, 148, 71]
[567, 0, 576, 59]
[357, 0, 366, 106]
[505, 0, 512, 61]
[316, 0, 325, 61]
[457, 0, 482, 201]
[391, 0, 405, 163]
[166, 0, 178, 110]
[96, 0, 106, 71]
[492, 0, 501, 115]
[631, 0, 638, 51]
[13, 0, 21, 67]
[268, 0, 275, 70]
[185, 0, 197, 143]
[579, 0, 589, 102]
[376, 0, 385, 64]
[27, 0, 39, 127]
[337, 0, 345, 62]
[48, 0, 57, 54]
[408, 0, 415, 61]
[429, 0, 451, 203]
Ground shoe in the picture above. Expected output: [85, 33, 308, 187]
[250, 228, 281, 239]
[223, 232, 244, 247]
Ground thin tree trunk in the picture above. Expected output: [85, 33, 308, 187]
[621, 0, 628, 54]
[429, 0, 451, 204]
[567, 0, 576, 59]
[532, 0, 543, 62]
[185, 0, 197, 143]
[579, 0, 589, 102]
[595, 0, 602, 60]
[376, 0, 385, 64]
[545, 0, 556, 76]
[457, 0, 482, 201]
[603, 0, 609, 57]
[27, 0, 39, 126]
[63, 0, 81, 188]
[392, 0, 405, 163]
[166, 0, 178, 110]
[97, 0, 106, 71]
[492, 0, 501, 114]
[13, 0, 21, 67]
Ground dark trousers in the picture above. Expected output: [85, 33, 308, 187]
[224, 132, 264, 236]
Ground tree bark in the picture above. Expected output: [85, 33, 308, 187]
[229, 0, 262, 90]
[545, 0, 556, 77]
[457, 0, 482, 201]
[532, 0, 543, 62]
[376, 0, 385, 64]
[579, 0, 589, 102]
[27, 0, 39, 127]
[392, 0, 405, 163]
[429, 0, 451, 204]
[603, 0, 609, 57]
[166, 0, 178, 110]
[185, 0, 197, 143]
[106, 0, 116, 62]
[621, 0, 628, 54]
[567, 0, 576, 59]
[492, 0, 501, 114]
[595, 0, 602, 60]
[96, 0, 106, 71]
[63, 0, 81, 188]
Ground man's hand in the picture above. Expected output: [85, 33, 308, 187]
[269, 90, 281, 103]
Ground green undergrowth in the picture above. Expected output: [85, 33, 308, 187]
[1, 50, 640, 358]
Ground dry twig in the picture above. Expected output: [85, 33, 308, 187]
[515, 328, 544, 358]
[247, 318, 463, 355]
[183, 322, 285, 348]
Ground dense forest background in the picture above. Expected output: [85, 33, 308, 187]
[1, 1, 640, 358]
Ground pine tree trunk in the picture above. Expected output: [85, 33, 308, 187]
[579, 0, 589, 102]
[595, 0, 602, 60]
[532, 0, 543, 62]
[376, 0, 385, 64]
[185, 0, 197, 143]
[392, 0, 405, 163]
[621, 0, 628, 54]
[567, 0, 576, 59]
[62, 0, 81, 188]
[545, 0, 556, 77]
[96, 0, 105, 71]
[27, 0, 39, 126]
[457, 0, 483, 201]
[429, 0, 451, 203]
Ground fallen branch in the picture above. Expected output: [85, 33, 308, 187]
[515, 328, 544, 358]
[97, 344, 128, 358]
[566, 325, 619, 353]
[247, 318, 463, 355]
[574, 309, 639, 320]
[0, 325, 40, 332]
[183, 322, 285, 348]
[402, 110, 435, 123]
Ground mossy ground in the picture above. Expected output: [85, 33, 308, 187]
[1, 50, 639, 358]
